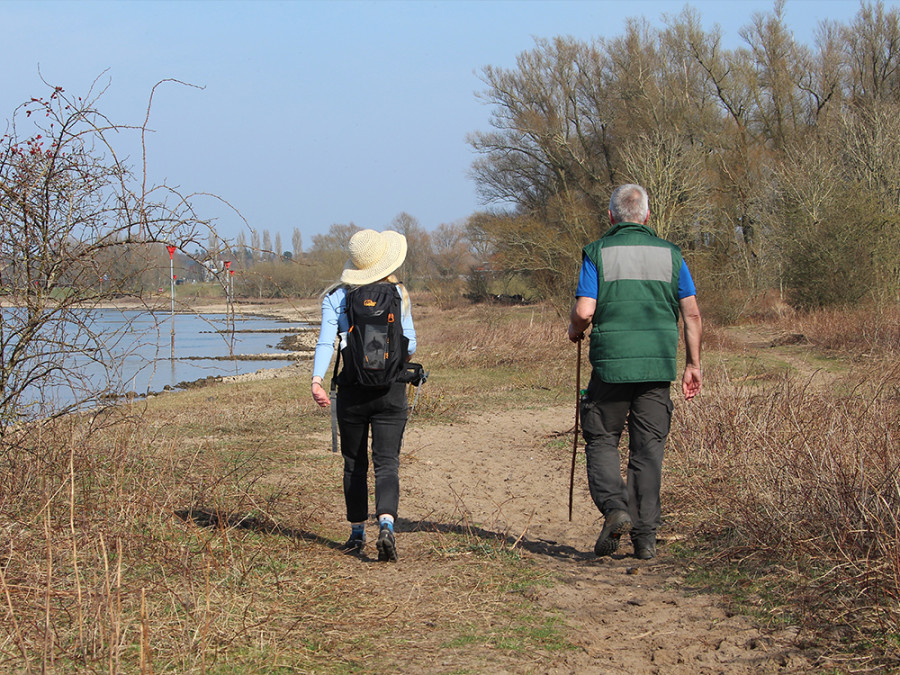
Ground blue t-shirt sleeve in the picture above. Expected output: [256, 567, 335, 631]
[575, 256, 598, 298]
[678, 260, 696, 299]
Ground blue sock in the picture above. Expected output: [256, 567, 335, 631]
[379, 517, 394, 532]
[351, 523, 366, 539]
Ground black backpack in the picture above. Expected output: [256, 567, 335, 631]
[339, 282, 408, 388]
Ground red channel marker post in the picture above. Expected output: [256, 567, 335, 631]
[167, 245, 177, 357]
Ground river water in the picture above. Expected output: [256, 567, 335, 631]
[95, 310, 310, 388]
[3, 308, 313, 412]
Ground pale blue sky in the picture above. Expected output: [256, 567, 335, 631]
[2, 0, 878, 249]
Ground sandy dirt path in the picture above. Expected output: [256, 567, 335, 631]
[396, 404, 812, 674]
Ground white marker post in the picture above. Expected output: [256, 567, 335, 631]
[224, 261, 233, 355]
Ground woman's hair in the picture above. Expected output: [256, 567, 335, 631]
[385, 274, 411, 313]
[321, 275, 411, 314]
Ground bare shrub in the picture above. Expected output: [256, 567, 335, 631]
[0, 79, 226, 429]
[669, 361, 900, 646]
[772, 303, 900, 355]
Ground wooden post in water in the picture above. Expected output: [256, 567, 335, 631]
[167, 245, 177, 359]
[229, 269, 235, 353]
[224, 261, 233, 356]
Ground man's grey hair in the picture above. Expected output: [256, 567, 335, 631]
[609, 184, 649, 224]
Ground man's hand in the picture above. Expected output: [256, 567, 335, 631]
[682, 365, 702, 400]
[567, 323, 584, 343]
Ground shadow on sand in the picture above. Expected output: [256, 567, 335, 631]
[174, 506, 624, 562]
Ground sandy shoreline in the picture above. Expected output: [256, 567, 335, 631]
[164, 299, 321, 387]
[101, 297, 323, 323]
[1, 296, 322, 323]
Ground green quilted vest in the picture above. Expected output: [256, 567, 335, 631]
[583, 222, 683, 383]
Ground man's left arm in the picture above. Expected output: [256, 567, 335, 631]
[679, 295, 702, 400]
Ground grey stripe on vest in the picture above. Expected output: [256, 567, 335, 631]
[601, 245, 672, 282]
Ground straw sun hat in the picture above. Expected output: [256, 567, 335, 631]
[340, 229, 408, 286]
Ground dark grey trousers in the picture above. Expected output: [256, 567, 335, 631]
[580, 373, 673, 545]
[336, 381, 408, 523]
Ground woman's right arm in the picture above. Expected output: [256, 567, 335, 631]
[311, 291, 341, 407]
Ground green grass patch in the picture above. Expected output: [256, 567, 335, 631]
[669, 541, 801, 631]
[444, 613, 574, 653]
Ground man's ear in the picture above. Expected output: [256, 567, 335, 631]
[643, 210, 650, 225]
[608, 210, 615, 226]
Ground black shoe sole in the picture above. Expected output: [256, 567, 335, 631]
[594, 512, 632, 557]
[376, 533, 398, 562]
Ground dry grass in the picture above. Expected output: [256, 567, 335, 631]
[0, 361, 565, 672]
[1, 297, 899, 671]
[408, 299, 573, 415]
[772, 303, 900, 356]
[666, 314, 900, 669]
[414, 300, 566, 376]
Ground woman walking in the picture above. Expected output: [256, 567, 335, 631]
[310, 229, 416, 562]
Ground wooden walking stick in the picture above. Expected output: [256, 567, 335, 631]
[568, 338, 582, 522]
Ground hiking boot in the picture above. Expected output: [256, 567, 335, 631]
[376, 525, 398, 562]
[340, 533, 366, 554]
[594, 509, 631, 557]
[634, 542, 656, 560]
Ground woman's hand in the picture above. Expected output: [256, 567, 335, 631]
[311, 380, 331, 407]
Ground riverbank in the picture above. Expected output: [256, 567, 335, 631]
[177, 298, 321, 386]
[88, 294, 323, 323]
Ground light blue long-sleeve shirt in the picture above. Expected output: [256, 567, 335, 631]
[312, 285, 417, 380]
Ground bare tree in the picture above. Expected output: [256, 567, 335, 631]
[429, 221, 474, 279]
[842, 1, 900, 102]
[235, 231, 248, 267]
[0, 78, 218, 429]
[262, 229, 273, 261]
[618, 129, 711, 244]
[390, 212, 431, 287]
[739, 1, 806, 149]
[309, 223, 360, 286]
[469, 36, 615, 224]
[250, 229, 261, 263]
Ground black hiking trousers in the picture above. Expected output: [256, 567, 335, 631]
[336, 381, 408, 523]
[580, 373, 674, 547]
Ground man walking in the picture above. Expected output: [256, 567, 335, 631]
[568, 184, 702, 560]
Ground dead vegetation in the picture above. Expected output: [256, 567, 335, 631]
[0, 297, 898, 671]
[666, 303, 900, 670]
